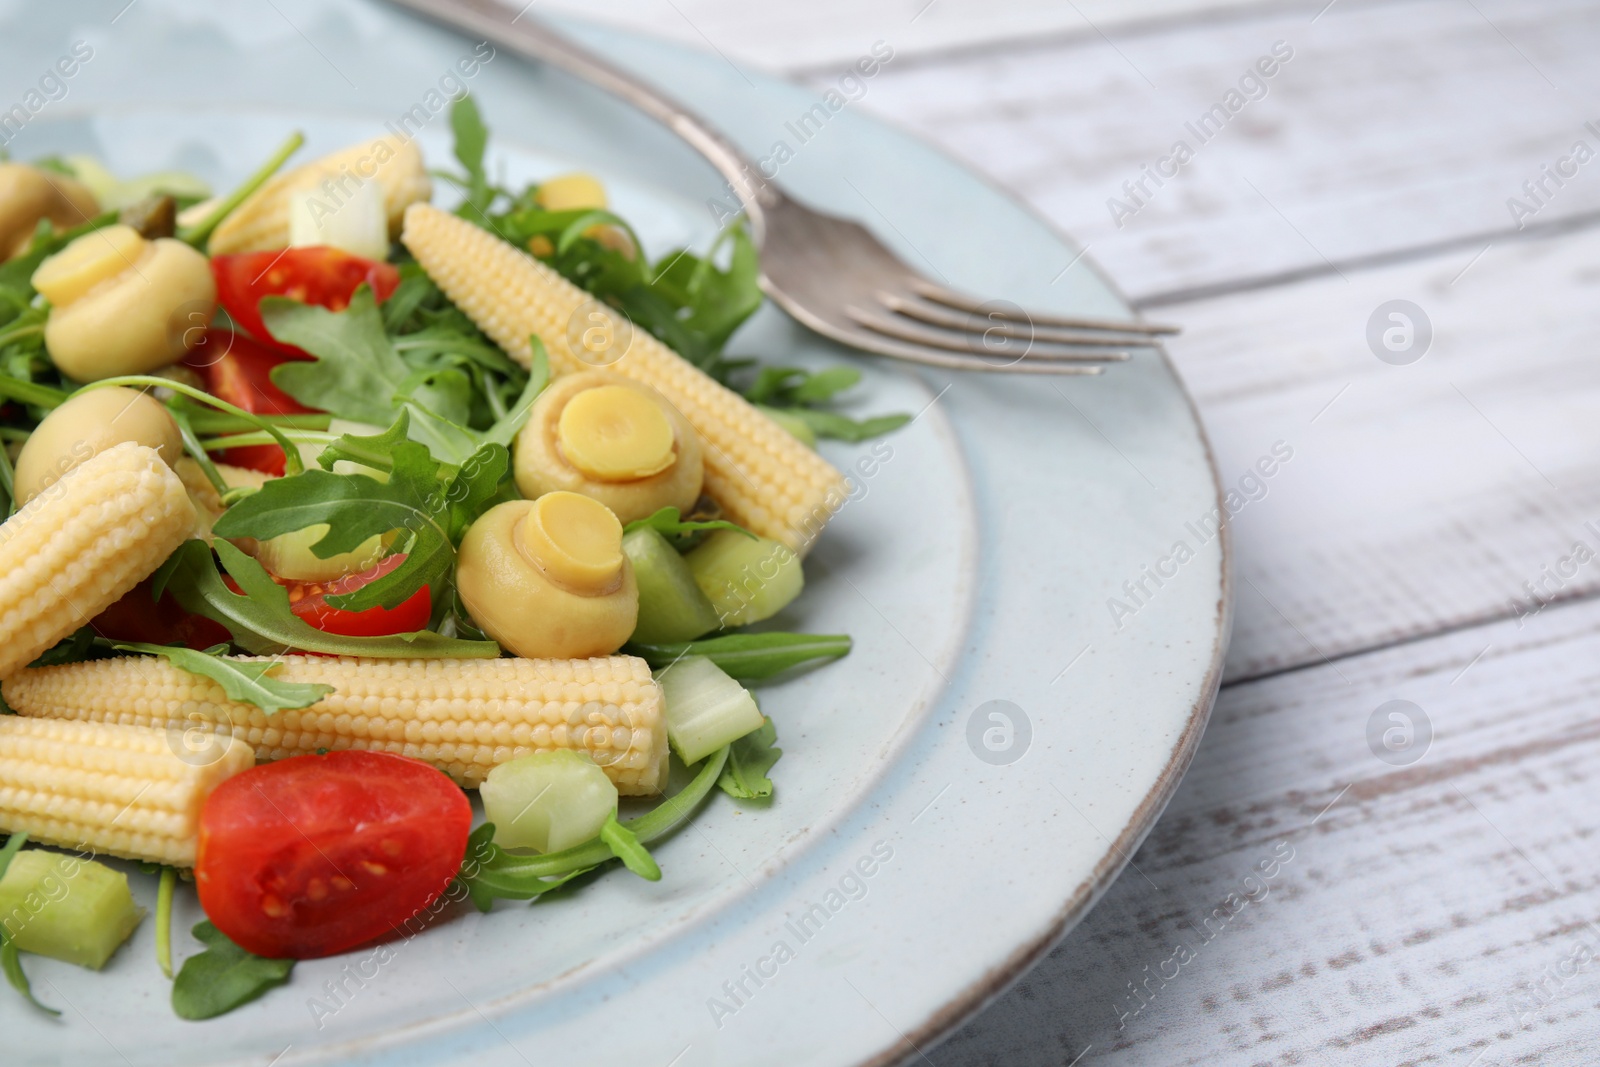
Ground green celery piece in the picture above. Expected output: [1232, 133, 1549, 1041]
[0, 850, 144, 970]
[625, 632, 852, 681]
[624, 527, 721, 644]
[480, 750, 618, 853]
[685, 530, 804, 628]
[460, 746, 729, 910]
[171, 922, 293, 1021]
[656, 656, 764, 765]
[114, 643, 332, 714]
[718, 716, 781, 800]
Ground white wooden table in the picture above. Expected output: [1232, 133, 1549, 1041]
[560, 1, 1600, 1061]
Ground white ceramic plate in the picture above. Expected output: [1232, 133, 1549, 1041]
[0, 2, 1228, 1064]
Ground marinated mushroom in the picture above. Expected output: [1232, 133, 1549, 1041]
[456, 491, 639, 659]
[0, 164, 100, 260]
[514, 371, 703, 524]
[13, 387, 182, 505]
[35, 224, 216, 381]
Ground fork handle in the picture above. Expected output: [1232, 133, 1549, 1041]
[385, 0, 779, 219]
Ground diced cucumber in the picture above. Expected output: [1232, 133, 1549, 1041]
[480, 751, 619, 853]
[657, 655, 765, 764]
[624, 527, 721, 643]
[0, 850, 143, 970]
[685, 530, 804, 628]
[756, 405, 817, 448]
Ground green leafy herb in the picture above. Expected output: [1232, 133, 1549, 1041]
[459, 747, 728, 911]
[740, 365, 910, 442]
[216, 411, 514, 611]
[625, 632, 851, 682]
[718, 716, 781, 800]
[161, 540, 498, 658]
[31, 626, 96, 668]
[179, 131, 304, 249]
[598, 814, 661, 881]
[114, 643, 333, 714]
[171, 921, 294, 1021]
[0, 833, 58, 1016]
[263, 287, 413, 426]
[449, 95, 494, 218]
[623, 506, 754, 548]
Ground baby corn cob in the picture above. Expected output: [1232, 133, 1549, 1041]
[0, 443, 195, 679]
[401, 203, 847, 553]
[209, 136, 432, 255]
[8, 655, 670, 796]
[0, 716, 254, 867]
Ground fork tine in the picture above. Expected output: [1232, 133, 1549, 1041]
[880, 294, 1156, 348]
[909, 280, 1179, 336]
[837, 332, 1105, 375]
[847, 307, 1131, 363]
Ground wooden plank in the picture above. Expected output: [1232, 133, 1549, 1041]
[532, 0, 1295, 73]
[1157, 222, 1600, 682]
[845, 0, 1600, 301]
[935, 594, 1600, 1066]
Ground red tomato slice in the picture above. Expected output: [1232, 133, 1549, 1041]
[90, 576, 232, 651]
[197, 750, 471, 959]
[184, 331, 313, 476]
[287, 555, 431, 638]
[211, 247, 400, 352]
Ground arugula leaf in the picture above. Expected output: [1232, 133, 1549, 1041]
[171, 921, 293, 1021]
[625, 632, 852, 682]
[161, 540, 497, 658]
[263, 287, 411, 425]
[0, 833, 58, 1016]
[449, 95, 494, 217]
[114, 643, 332, 714]
[598, 814, 661, 880]
[623, 506, 754, 547]
[31, 626, 96, 668]
[781, 407, 911, 443]
[444, 444, 512, 543]
[718, 716, 780, 800]
[483, 338, 550, 447]
[214, 443, 454, 613]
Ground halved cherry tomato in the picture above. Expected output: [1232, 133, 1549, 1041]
[90, 576, 232, 651]
[196, 750, 471, 959]
[185, 331, 314, 476]
[287, 555, 431, 638]
[211, 247, 400, 353]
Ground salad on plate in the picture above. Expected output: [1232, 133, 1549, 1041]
[0, 96, 904, 1020]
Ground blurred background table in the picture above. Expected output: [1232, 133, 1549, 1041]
[536, 0, 1600, 1062]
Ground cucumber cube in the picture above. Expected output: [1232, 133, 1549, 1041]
[0, 850, 144, 970]
[685, 530, 804, 629]
[624, 527, 721, 643]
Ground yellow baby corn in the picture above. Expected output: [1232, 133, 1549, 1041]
[0, 443, 195, 679]
[209, 136, 432, 255]
[8, 655, 669, 796]
[0, 716, 254, 867]
[401, 203, 848, 553]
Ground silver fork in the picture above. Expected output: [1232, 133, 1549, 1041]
[386, 0, 1178, 374]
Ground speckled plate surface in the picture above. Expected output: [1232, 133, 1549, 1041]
[0, 2, 1228, 1064]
